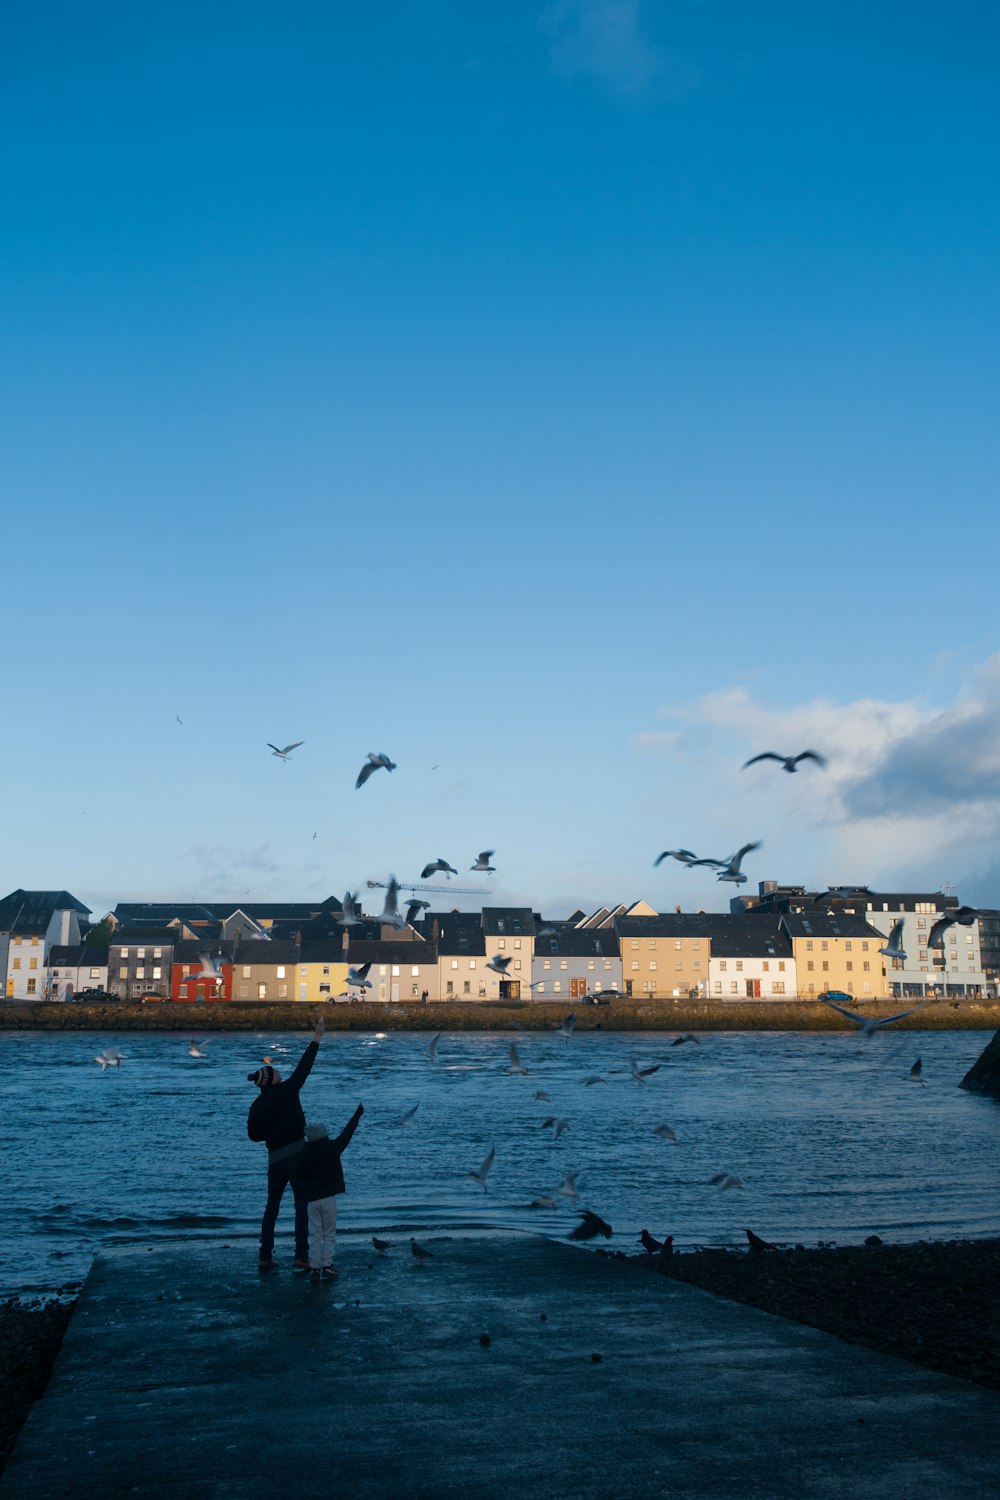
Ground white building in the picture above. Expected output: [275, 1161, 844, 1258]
[862, 896, 987, 998]
[47, 945, 109, 1000]
[707, 921, 797, 1001]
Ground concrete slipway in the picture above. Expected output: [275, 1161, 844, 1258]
[3, 1235, 999, 1499]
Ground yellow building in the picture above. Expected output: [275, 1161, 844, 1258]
[297, 942, 351, 1002]
[613, 915, 714, 999]
[779, 914, 889, 999]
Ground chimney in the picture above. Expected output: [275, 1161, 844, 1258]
[675, 904, 681, 914]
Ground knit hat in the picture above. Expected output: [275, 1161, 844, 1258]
[305, 1122, 328, 1141]
[247, 1064, 276, 1087]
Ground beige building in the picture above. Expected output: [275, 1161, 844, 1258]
[343, 939, 440, 1002]
[613, 914, 714, 999]
[231, 940, 300, 1001]
[779, 914, 889, 998]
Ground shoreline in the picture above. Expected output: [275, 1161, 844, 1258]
[3, 998, 1000, 1031]
[3, 1234, 997, 1478]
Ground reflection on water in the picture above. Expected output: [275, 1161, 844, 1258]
[4, 1028, 999, 1293]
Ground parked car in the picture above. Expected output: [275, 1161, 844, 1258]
[72, 988, 118, 1003]
[586, 990, 619, 1005]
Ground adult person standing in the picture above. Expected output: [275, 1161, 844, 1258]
[247, 1016, 325, 1271]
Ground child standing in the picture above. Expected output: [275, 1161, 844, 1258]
[297, 1104, 364, 1281]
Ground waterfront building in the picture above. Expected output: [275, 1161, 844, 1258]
[705, 918, 795, 1000]
[344, 939, 439, 1002]
[296, 941, 351, 1002]
[229, 940, 299, 1001]
[613, 914, 714, 999]
[108, 927, 176, 1000]
[170, 941, 236, 1002]
[531, 927, 622, 999]
[0, 889, 91, 999]
[860, 894, 988, 999]
[777, 912, 889, 999]
[47, 944, 109, 1000]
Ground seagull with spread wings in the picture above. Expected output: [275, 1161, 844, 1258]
[470, 850, 496, 872]
[653, 848, 701, 868]
[927, 906, 979, 949]
[742, 750, 826, 773]
[338, 892, 361, 928]
[421, 857, 458, 879]
[378, 876, 406, 930]
[878, 918, 907, 963]
[468, 1146, 496, 1192]
[820, 994, 929, 1037]
[268, 740, 304, 761]
[355, 751, 396, 789]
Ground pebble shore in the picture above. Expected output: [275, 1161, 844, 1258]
[3, 1238, 998, 1476]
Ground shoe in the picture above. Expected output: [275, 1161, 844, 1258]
[322, 1266, 339, 1281]
[293, 1257, 311, 1270]
[258, 1258, 278, 1271]
[309, 1268, 321, 1283]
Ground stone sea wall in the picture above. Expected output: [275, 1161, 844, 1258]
[2, 998, 999, 1032]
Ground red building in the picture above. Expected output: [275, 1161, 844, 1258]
[171, 941, 234, 1002]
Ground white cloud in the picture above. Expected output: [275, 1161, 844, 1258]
[540, 0, 679, 95]
[635, 655, 1000, 902]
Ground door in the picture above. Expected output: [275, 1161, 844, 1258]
[746, 979, 761, 999]
[569, 978, 587, 999]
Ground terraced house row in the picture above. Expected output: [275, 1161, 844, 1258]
[3, 882, 998, 1002]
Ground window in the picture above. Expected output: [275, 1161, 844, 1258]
[514, 939, 521, 949]
[845, 941, 852, 952]
[587, 959, 595, 969]
[674, 940, 681, 951]
[29, 957, 38, 970]
[469, 960, 476, 970]
[497, 939, 506, 949]
[631, 960, 639, 971]
[411, 966, 420, 977]
[713, 981, 722, 994]
[820, 940, 828, 951]
[119, 966, 128, 979]
[154, 948, 162, 959]
[719, 960, 727, 971]
[463, 980, 471, 994]
[778, 961, 785, 971]
[773, 982, 785, 995]
[410, 984, 419, 997]
[630, 940, 639, 950]
[649, 961, 657, 971]
[554, 981, 562, 992]
[649, 940, 657, 950]
[179, 985, 188, 998]
[730, 981, 738, 993]
[137, 948, 145, 959]
[451, 960, 458, 969]
[276, 966, 286, 979]
[543, 959, 551, 970]
[762, 961, 769, 972]
[735, 961, 743, 972]
[807, 961, 814, 972]
[239, 985, 249, 999]
[805, 939, 813, 951]
[120, 948, 129, 958]
[861, 941, 869, 951]
[478, 983, 486, 997]
[863, 961, 870, 971]
[136, 967, 145, 980]
[560, 960, 568, 970]
[846, 962, 853, 972]
[258, 983, 266, 999]
[11, 959, 20, 970]
[514, 960, 521, 970]
[917, 918, 926, 929]
[822, 961, 829, 971]
[27, 978, 36, 994]
[90, 969, 100, 980]
[604, 959, 612, 968]
[278, 984, 287, 998]
[693, 960, 700, 969]
[243, 966, 251, 978]
[151, 967, 161, 980]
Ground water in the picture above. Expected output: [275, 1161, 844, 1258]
[4, 1028, 999, 1294]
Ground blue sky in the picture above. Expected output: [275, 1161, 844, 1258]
[4, 2, 999, 919]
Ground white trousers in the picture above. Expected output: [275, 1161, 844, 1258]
[307, 1196, 338, 1268]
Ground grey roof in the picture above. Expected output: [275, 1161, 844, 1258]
[298, 941, 351, 965]
[615, 914, 717, 939]
[779, 913, 885, 940]
[112, 899, 340, 926]
[705, 924, 793, 959]
[229, 940, 300, 965]
[0, 888, 90, 928]
[48, 945, 89, 967]
[534, 929, 619, 958]
[481, 908, 536, 937]
[431, 914, 486, 957]
[173, 941, 237, 964]
[10, 914, 50, 937]
[111, 928, 178, 948]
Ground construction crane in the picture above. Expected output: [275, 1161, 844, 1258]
[365, 879, 489, 898]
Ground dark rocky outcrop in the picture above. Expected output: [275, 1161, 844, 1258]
[959, 1029, 1000, 1095]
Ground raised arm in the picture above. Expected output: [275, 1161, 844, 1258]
[331, 1103, 364, 1154]
[288, 1017, 326, 1091]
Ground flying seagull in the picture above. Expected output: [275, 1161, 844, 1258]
[470, 850, 496, 872]
[338, 892, 362, 928]
[654, 848, 701, 868]
[820, 995, 929, 1037]
[533, 1089, 551, 1101]
[506, 1041, 529, 1075]
[469, 1146, 496, 1191]
[175, 715, 183, 726]
[706, 841, 762, 885]
[910, 1058, 924, 1082]
[395, 1104, 419, 1126]
[541, 1116, 569, 1139]
[378, 876, 406, 930]
[554, 1171, 581, 1202]
[405, 899, 430, 926]
[653, 1123, 678, 1143]
[487, 954, 514, 977]
[555, 1013, 577, 1041]
[583, 1075, 608, 1086]
[742, 750, 827, 774]
[188, 951, 223, 983]
[878, 919, 907, 963]
[421, 857, 458, 879]
[268, 741, 304, 760]
[427, 1032, 441, 1063]
[568, 1210, 612, 1242]
[94, 1048, 124, 1071]
[671, 1033, 700, 1047]
[355, 751, 396, 789]
[630, 1058, 662, 1084]
[346, 961, 373, 991]
[927, 906, 979, 949]
[708, 1172, 744, 1192]
[187, 1039, 210, 1058]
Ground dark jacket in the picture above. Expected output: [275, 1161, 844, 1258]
[247, 1040, 319, 1155]
[294, 1107, 363, 1201]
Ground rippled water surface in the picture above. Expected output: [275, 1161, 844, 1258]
[4, 1028, 999, 1293]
